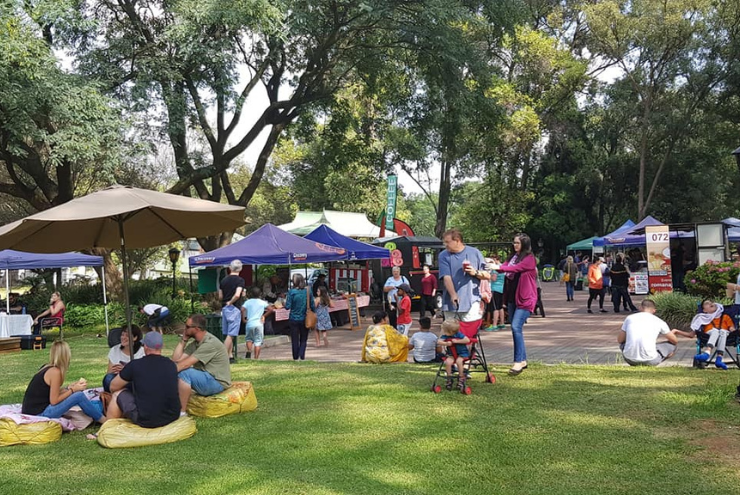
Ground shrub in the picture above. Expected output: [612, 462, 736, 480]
[649, 291, 733, 329]
[684, 260, 740, 299]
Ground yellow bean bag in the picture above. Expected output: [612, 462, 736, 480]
[0, 418, 62, 447]
[96, 416, 196, 449]
[186, 381, 258, 418]
[361, 324, 409, 363]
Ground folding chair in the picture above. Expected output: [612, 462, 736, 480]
[693, 303, 740, 369]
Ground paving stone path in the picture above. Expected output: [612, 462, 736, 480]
[248, 282, 702, 367]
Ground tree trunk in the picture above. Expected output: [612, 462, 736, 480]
[435, 156, 452, 238]
[637, 99, 652, 220]
[98, 252, 123, 301]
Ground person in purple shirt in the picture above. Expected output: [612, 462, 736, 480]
[489, 233, 538, 376]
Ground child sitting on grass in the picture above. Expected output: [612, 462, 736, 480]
[439, 320, 470, 391]
[408, 317, 444, 363]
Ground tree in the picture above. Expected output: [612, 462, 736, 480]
[584, 0, 730, 219]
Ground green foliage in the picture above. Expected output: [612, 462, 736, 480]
[684, 260, 740, 299]
[648, 292, 703, 329]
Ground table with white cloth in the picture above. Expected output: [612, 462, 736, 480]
[0, 314, 33, 338]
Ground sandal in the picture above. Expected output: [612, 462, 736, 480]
[86, 432, 98, 441]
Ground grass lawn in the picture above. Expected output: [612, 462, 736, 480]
[1, 335, 739, 495]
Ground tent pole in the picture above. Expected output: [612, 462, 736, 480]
[5, 269, 9, 313]
[102, 265, 110, 335]
[189, 265, 194, 313]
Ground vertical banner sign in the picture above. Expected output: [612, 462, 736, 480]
[646, 225, 673, 293]
[385, 175, 397, 231]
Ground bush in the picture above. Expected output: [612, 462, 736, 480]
[649, 291, 733, 329]
[684, 260, 740, 299]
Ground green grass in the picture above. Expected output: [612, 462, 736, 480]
[1, 336, 740, 495]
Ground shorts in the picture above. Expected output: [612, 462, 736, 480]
[221, 305, 241, 337]
[178, 368, 225, 397]
[443, 302, 483, 323]
[245, 324, 264, 346]
[116, 389, 140, 425]
[397, 323, 411, 336]
[492, 292, 503, 309]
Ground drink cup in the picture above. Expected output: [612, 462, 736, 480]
[462, 260, 471, 271]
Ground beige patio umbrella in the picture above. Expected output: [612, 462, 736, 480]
[0, 185, 245, 351]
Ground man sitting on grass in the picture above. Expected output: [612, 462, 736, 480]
[408, 317, 443, 363]
[173, 314, 232, 413]
[107, 332, 181, 427]
[617, 299, 689, 366]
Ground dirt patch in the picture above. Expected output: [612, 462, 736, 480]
[687, 419, 740, 463]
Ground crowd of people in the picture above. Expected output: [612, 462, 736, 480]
[22, 313, 233, 436]
[557, 252, 638, 314]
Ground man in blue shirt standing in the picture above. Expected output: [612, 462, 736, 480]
[438, 228, 489, 338]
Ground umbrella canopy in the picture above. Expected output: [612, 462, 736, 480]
[189, 223, 347, 266]
[304, 225, 391, 260]
[566, 236, 599, 252]
[0, 185, 245, 252]
[0, 185, 245, 347]
[593, 220, 635, 247]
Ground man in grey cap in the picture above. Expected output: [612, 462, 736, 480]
[108, 331, 181, 427]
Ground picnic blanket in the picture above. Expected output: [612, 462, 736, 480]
[0, 404, 78, 432]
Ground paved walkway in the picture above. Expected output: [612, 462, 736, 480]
[248, 283, 700, 366]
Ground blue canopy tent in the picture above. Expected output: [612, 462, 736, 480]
[189, 223, 348, 267]
[304, 225, 391, 260]
[0, 249, 109, 332]
[593, 220, 635, 247]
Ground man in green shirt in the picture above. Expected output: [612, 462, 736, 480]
[173, 314, 232, 413]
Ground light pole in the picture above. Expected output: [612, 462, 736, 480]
[168, 247, 181, 299]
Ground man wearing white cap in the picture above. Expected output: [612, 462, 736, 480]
[108, 331, 181, 428]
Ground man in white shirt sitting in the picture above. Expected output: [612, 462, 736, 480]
[617, 299, 685, 366]
[408, 317, 444, 363]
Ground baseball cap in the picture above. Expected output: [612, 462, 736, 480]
[142, 331, 163, 349]
[398, 283, 412, 293]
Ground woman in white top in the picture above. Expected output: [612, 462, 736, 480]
[102, 325, 145, 392]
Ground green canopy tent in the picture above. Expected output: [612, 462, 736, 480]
[566, 236, 599, 253]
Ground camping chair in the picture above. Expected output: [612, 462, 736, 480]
[692, 303, 740, 369]
[38, 309, 65, 339]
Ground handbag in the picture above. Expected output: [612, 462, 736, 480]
[563, 272, 570, 282]
[304, 288, 317, 329]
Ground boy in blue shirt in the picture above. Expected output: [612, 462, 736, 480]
[439, 320, 471, 391]
[242, 287, 274, 360]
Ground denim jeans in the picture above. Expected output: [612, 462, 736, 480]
[565, 282, 574, 299]
[178, 368, 225, 396]
[289, 320, 309, 360]
[41, 391, 103, 422]
[508, 302, 530, 363]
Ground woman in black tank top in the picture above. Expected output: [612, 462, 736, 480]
[21, 341, 107, 423]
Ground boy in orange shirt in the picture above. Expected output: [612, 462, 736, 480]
[688, 299, 735, 370]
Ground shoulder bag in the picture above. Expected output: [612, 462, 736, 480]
[304, 288, 317, 329]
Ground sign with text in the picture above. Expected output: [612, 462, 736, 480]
[347, 294, 362, 330]
[385, 175, 397, 230]
[645, 225, 672, 293]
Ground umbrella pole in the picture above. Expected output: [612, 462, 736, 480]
[118, 220, 135, 359]
[189, 265, 194, 313]
[5, 269, 9, 313]
[102, 265, 110, 336]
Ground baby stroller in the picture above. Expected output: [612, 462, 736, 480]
[430, 324, 496, 395]
[542, 264, 555, 281]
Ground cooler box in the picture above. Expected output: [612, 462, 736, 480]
[11, 334, 47, 350]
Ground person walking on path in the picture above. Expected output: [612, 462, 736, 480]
[563, 256, 578, 301]
[285, 273, 316, 360]
[438, 228, 489, 338]
[314, 287, 333, 347]
[587, 258, 607, 313]
[489, 233, 537, 375]
[609, 254, 637, 312]
[219, 260, 245, 362]
[419, 265, 438, 319]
